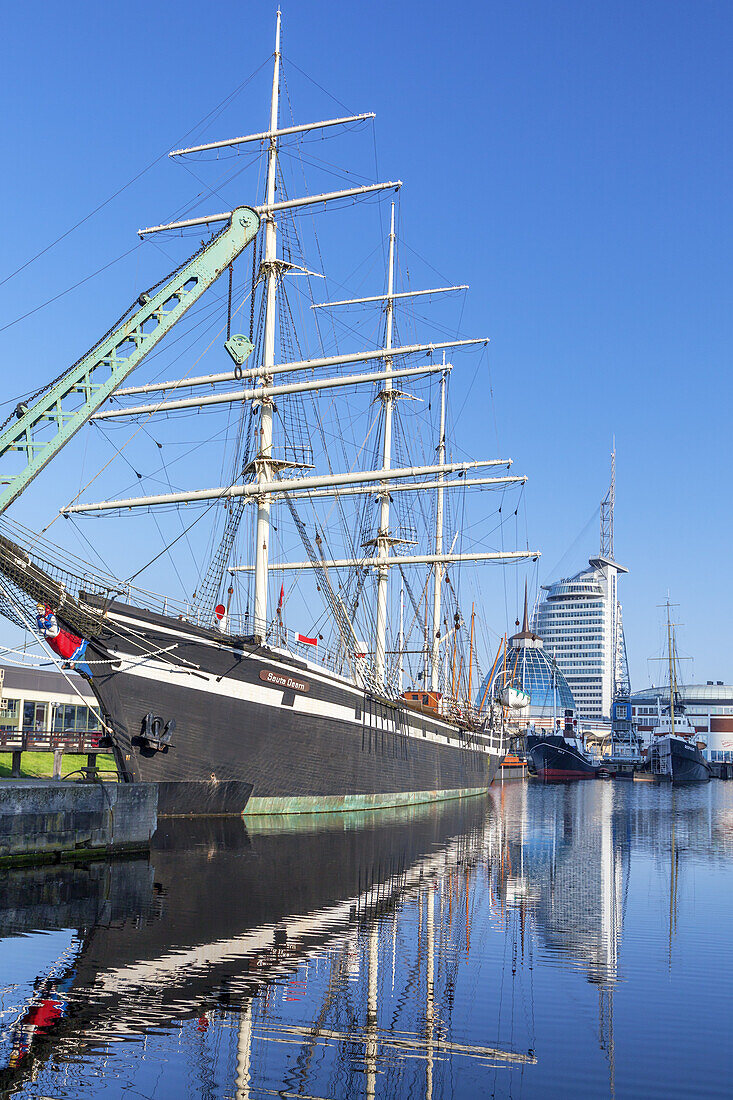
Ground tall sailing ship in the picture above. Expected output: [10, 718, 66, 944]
[0, 16, 537, 814]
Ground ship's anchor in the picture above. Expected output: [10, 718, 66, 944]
[141, 712, 175, 751]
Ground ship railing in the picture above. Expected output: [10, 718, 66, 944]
[257, 622, 356, 683]
[174, 615, 507, 743]
[434, 697, 507, 752]
[80, 577, 192, 622]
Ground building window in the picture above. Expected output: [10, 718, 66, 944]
[0, 697, 20, 732]
[22, 701, 48, 732]
[52, 704, 101, 733]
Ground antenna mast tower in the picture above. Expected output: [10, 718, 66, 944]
[600, 442, 631, 698]
[600, 443, 615, 559]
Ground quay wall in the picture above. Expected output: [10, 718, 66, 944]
[0, 780, 157, 864]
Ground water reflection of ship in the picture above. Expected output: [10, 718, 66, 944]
[0, 798, 535, 1095]
[489, 783, 626, 983]
[620, 784, 732, 858]
[488, 782, 627, 1093]
[625, 787, 723, 969]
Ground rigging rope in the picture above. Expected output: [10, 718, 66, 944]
[190, 238, 264, 622]
[282, 493, 383, 695]
[0, 55, 271, 294]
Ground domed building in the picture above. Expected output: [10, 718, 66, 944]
[477, 586, 575, 726]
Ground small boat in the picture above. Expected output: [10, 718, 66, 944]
[518, 644, 597, 780]
[499, 685, 530, 710]
[499, 733, 528, 778]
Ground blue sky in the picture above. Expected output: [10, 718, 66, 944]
[1, 0, 731, 687]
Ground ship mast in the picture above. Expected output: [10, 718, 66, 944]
[430, 368, 447, 690]
[398, 577, 405, 693]
[652, 598, 691, 732]
[253, 10, 282, 637]
[59, 14, 541, 670]
[374, 204, 397, 685]
[467, 604, 475, 704]
[667, 601, 676, 736]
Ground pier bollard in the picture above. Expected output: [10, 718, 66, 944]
[52, 749, 63, 779]
[11, 751, 22, 778]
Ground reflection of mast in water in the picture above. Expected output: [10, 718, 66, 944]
[365, 924, 378, 1100]
[598, 983, 616, 1100]
[426, 883, 435, 1100]
[225, 816, 534, 1100]
[668, 797, 679, 971]
[235, 1003, 252, 1100]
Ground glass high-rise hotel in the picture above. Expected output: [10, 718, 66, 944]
[533, 556, 629, 721]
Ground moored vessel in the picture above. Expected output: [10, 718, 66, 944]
[645, 602, 710, 785]
[525, 715, 599, 781]
[0, 15, 538, 814]
[648, 731, 711, 784]
[522, 637, 597, 780]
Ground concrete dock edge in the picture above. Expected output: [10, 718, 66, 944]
[0, 780, 157, 866]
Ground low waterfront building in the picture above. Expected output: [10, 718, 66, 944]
[0, 664, 101, 736]
[631, 683, 733, 764]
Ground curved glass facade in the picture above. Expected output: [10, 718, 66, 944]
[477, 643, 575, 718]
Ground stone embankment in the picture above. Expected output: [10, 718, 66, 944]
[0, 780, 157, 865]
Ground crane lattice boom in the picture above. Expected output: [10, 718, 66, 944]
[0, 206, 260, 515]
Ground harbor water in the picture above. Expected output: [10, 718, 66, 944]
[1, 779, 732, 1098]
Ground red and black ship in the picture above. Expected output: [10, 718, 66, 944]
[526, 711, 599, 781]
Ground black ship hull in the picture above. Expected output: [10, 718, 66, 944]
[84, 600, 501, 816]
[650, 735, 711, 784]
[525, 733, 598, 780]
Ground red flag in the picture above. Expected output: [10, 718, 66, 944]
[296, 633, 317, 646]
[277, 583, 284, 614]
